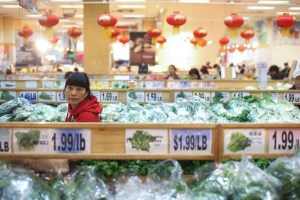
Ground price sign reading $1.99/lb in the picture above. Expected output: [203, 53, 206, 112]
[49, 129, 91, 154]
[284, 93, 300, 103]
[269, 129, 300, 153]
[145, 92, 163, 103]
[101, 92, 118, 102]
[170, 129, 212, 154]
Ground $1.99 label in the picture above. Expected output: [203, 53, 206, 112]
[269, 128, 300, 153]
[170, 129, 212, 154]
[49, 129, 91, 154]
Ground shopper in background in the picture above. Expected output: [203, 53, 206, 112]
[290, 69, 300, 90]
[165, 65, 180, 80]
[64, 72, 102, 122]
[269, 65, 284, 80]
[281, 62, 290, 78]
[189, 68, 202, 80]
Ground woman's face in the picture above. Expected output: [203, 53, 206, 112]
[190, 73, 198, 80]
[169, 66, 176, 75]
[65, 85, 87, 110]
[295, 76, 300, 89]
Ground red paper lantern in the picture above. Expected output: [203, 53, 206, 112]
[166, 11, 186, 34]
[67, 27, 82, 45]
[193, 27, 207, 45]
[276, 13, 296, 37]
[237, 44, 246, 52]
[219, 37, 230, 52]
[39, 14, 59, 38]
[157, 36, 167, 48]
[147, 28, 161, 44]
[224, 13, 244, 36]
[199, 38, 207, 47]
[190, 38, 198, 47]
[49, 36, 60, 46]
[110, 27, 121, 43]
[240, 29, 255, 44]
[228, 45, 236, 53]
[97, 13, 118, 37]
[119, 35, 129, 45]
[18, 26, 33, 45]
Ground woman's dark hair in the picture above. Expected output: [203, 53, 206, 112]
[64, 72, 91, 96]
[189, 68, 202, 79]
[64, 71, 73, 79]
[169, 65, 176, 71]
[200, 66, 209, 74]
[269, 65, 279, 73]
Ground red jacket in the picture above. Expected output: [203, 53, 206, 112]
[65, 95, 102, 122]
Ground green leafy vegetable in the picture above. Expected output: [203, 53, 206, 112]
[39, 92, 52, 100]
[128, 91, 137, 100]
[0, 91, 14, 101]
[227, 132, 251, 152]
[15, 130, 40, 151]
[127, 130, 157, 151]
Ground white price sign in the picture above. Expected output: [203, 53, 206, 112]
[193, 92, 211, 102]
[38, 91, 56, 102]
[174, 91, 193, 100]
[48, 129, 91, 154]
[91, 91, 101, 101]
[180, 81, 191, 88]
[101, 91, 118, 102]
[145, 92, 163, 103]
[200, 81, 215, 89]
[25, 81, 37, 88]
[56, 92, 67, 102]
[284, 93, 300, 103]
[126, 91, 144, 102]
[232, 92, 250, 98]
[2, 81, 16, 88]
[269, 128, 300, 153]
[261, 92, 278, 100]
[20, 91, 38, 102]
[212, 92, 230, 102]
[0, 129, 11, 153]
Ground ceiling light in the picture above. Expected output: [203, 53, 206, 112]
[179, 0, 210, 2]
[59, 19, 71, 22]
[26, 14, 42, 18]
[115, 0, 145, 2]
[74, 14, 83, 18]
[243, 17, 251, 21]
[123, 14, 145, 18]
[257, 1, 289, 4]
[117, 21, 137, 26]
[247, 6, 275, 10]
[60, 5, 83, 8]
[1, 5, 20, 8]
[118, 5, 145, 9]
[277, 11, 300, 15]
[51, 0, 81, 1]
[289, 7, 300, 11]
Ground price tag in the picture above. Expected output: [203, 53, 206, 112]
[101, 81, 109, 89]
[174, 91, 193, 101]
[170, 129, 212, 154]
[125, 129, 168, 154]
[145, 92, 163, 103]
[91, 91, 100, 101]
[42, 80, 56, 88]
[101, 91, 118, 102]
[193, 92, 211, 102]
[224, 129, 265, 154]
[200, 81, 215, 89]
[25, 81, 37, 88]
[0, 91, 16, 101]
[261, 92, 278, 100]
[212, 92, 230, 102]
[269, 128, 300, 153]
[2, 81, 16, 88]
[232, 92, 250, 98]
[56, 80, 65, 89]
[56, 91, 67, 102]
[180, 81, 191, 88]
[49, 129, 91, 154]
[126, 91, 144, 102]
[20, 91, 38, 102]
[0, 129, 11, 153]
[153, 81, 164, 88]
[284, 93, 300, 103]
[38, 91, 56, 102]
[13, 128, 49, 153]
[167, 81, 180, 88]
[191, 81, 200, 88]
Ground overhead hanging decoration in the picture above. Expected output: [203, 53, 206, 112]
[110, 27, 121, 43]
[224, 13, 244, 36]
[240, 29, 255, 44]
[39, 13, 59, 38]
[190, 38, 198, 48]
[193, 27, 207, 46]
[49, 35, 60, 47]
[147, 28, 162, 44]
[157, 36, 167, 48]
[228, 45, 236, 53]
[219, 36, 229, 52]
[18, 26, 33, 45]
[199, 38, 207, 47]
[237, 44, 246, 52]
[166, 11, 186, 34]
[67, 27, 82, 46]
[119, 35, 129, 45]
[97, 13, 118, 37]
[275, 13, 296, 37]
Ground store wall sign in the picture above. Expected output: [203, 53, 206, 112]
[174, 91, 193, 101]
[101, 91, 118, 102]
[56, 91, 67, 102]
[12, 128, 49, 153]
[91, 91, 101, 102]
[211, 91, 229, 102]
[145, 92, 163, 103]
[126, 91, 144, 102]
[125, 129, 168, 154]
[223, 129, 266, 155]
[193, 91, 210, 102]
[1, 81, 16, 88]
[48, 129, 91, 154]
[38, 91, 56, 102]
[25, 81, 37, 88]
[20, 91, 38, 102]
[170, 129, 212, 154]
[284, 93, 300, 103]
[268, 128, 300, 154]
[0, 129, 11, 153]
[231, 92, 250, 99]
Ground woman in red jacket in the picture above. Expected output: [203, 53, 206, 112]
[64, 72, 102, 122]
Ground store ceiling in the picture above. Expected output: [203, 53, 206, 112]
[0, 0, 299, 32]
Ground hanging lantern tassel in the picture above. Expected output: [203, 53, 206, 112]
[110, 37, 117, 43]
[73, 37, 78, 46]
[197, 38, 203, 46]
[23, 37, 29, 45]
[104, 27, 112, 37]
[45, 27, 53, 39]
[151, 37, 157, 45]
[173, 26, 180, 35]
[281, 27, 290, 37]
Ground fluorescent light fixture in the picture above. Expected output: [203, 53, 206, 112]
[1, 5, 20, 8]
[51, 0, 81, 1]
[289, 7, 300, 11]
[60, 5, 83, 8]
[247, 6, 275, 10]
[257, 1, 289, 4]
[115, 0, 145, 2]
[118, 5, 145, 9]
[59, 19, 71, 22]
[74, 14, 83, 18]
[123, 14, 145, 18]
[117, 21, 137, 26]
[277, 11, 300, 15]
[26, 14, 42, 18]
[179, 0, 210, 2]
[243, 17, 251, 21]
[62, 24, 79, 28]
